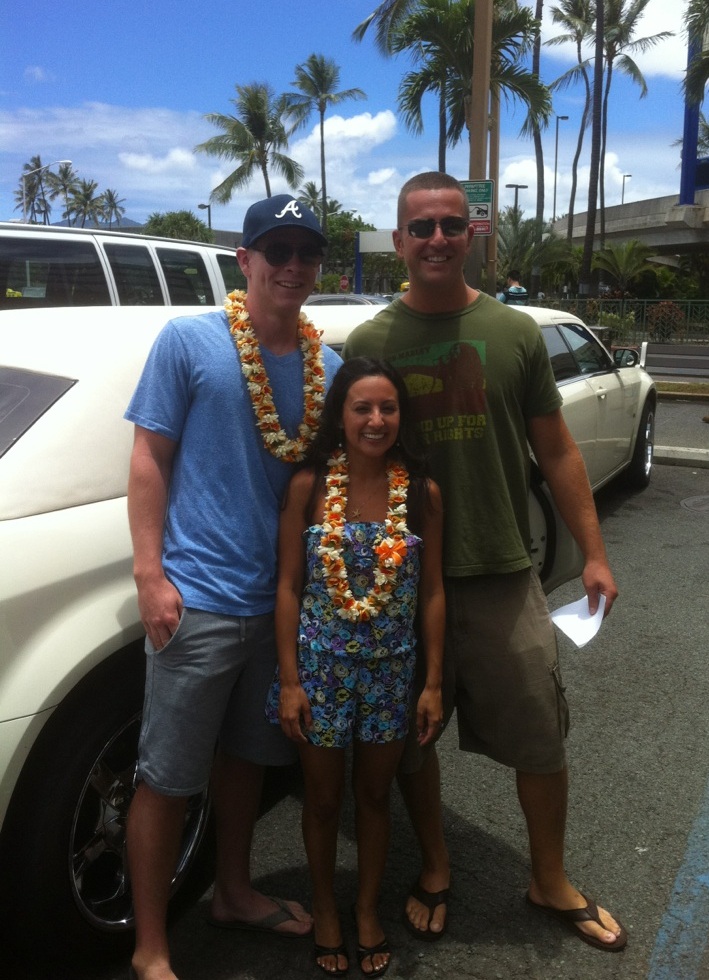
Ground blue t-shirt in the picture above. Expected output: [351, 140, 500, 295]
[125, 310, 342, 616]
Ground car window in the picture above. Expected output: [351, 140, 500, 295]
[0, 366, 75, 457]
[156, 248, 215, 305]
[103, 243, 164, 305]
[541, 326, 580, 382]
[557, 322, 612, 375]
[0, 238, 111, 309]
[217, 253, 242, 294]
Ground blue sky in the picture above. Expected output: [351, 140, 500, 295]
[0, 0, 694, 231]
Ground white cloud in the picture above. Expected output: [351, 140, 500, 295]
[368, 168, 396, 186]
[119, 148, 196, 174]
[23, 66, 52, 84]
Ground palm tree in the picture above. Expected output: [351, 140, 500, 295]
[685, 0, 709, 106]
[548, 0, 593, 239]
[45, 162, 80, 225]
[15, 155, 52, 223]
[67, 179, 103, 228]
[497, 205, 573, 287]
[368, 0, 550, 169]
[195, 82, 303, 201]
[592, 239, 654, 294]
[579, 0, 604, 295]
[597, 1, 672, 245]
[298, 180, 322, 214]
[100, 188, 126, 228]
[285, 55, 365, 236]
[297, 181, 344, 222]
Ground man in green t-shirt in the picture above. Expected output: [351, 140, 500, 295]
[343, 172, 626, 953]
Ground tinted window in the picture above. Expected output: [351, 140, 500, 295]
[0, 366, 75, 457]
[156, 249, 214, 305]
[558, 322, 611, 374]
[542, 326, 579, 382]
[103, 243, 163, 305]
[0, 238, 111, 309]
[217, 253, 242, 294]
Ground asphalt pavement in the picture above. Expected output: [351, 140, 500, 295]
[654, 393, 709, 468]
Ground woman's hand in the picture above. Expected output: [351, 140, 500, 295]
[416, 685, 443, 746]
[278, 683, 313, 743]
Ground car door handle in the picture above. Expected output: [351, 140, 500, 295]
[595, 387, 607, 400]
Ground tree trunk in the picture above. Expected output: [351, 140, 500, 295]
[530, 0, 544, 298]
[579, 0, 604, 296]
[320, 109, 328, 236]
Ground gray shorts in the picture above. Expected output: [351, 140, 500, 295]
[136, 608, 297, 796]
[400, 569, 569, 775]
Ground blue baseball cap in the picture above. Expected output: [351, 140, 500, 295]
[242, 194, 328, 248]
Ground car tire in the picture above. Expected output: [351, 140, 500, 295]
[625, 398, 655, 489]
[0, 642, 214, 972]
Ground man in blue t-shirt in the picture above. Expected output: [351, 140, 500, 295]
[124, 196, 341, 980]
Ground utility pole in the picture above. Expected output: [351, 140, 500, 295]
[466, 0, 493, 289]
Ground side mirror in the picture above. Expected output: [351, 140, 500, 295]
[613, 348, 639, 368]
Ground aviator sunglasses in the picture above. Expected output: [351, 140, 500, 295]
[251, 242, 325, 267]
[403, 216, 470, 239]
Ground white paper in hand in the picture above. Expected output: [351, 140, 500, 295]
[550, 593, 606, 648]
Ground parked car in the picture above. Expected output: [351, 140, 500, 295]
[0, 222, 240, 309]
[303, 292, 389, 306]
[0, 302, 653, 967]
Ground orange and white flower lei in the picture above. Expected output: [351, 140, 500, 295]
[225, 289, 326, 462]
[318, 450, 409, 623]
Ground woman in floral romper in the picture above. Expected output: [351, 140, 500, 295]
[268, 357, 445, 977]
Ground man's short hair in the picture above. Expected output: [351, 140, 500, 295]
[508, 270, 521, 281]
[397, 172, 468, 226]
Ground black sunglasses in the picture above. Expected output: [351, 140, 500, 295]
[251, 242, 325, 267]
[403, 217, 470, 239]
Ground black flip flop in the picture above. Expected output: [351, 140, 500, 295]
[403, 880, 450, 942]
[525, 892, 628, 952]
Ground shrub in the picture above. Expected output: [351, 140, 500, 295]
[647, 301, 686, 341]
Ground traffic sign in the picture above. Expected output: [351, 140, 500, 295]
[461, 179, 494, 236]
[339, 275, 349, 291]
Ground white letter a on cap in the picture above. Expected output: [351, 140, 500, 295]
[274, 200, 302, 219]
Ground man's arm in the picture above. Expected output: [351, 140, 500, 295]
[127, 425, 182, 649]
[527, 409, 618, 615]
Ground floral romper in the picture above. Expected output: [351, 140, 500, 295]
[267, 522, 422, 747]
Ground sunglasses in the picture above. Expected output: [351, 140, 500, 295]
[251, 242, 325, 267]
[403, 217, 470, 239]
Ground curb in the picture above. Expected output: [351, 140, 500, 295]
[655, 446, 709, 469]
[657, 390, 709, 402]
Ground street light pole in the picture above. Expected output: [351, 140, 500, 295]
[198, 202, 212, 229]
[622, 174, 632, 205]
[552, 115, 569, 221]
[505, 183, 528, 213]
[21, 159, 72, 223]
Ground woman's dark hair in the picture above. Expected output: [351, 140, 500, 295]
[304, 357, 432, 532]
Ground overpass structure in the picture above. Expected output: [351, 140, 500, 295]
[558, 187, 709, 259]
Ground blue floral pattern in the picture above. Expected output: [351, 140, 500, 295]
[267, 522, 422, 746]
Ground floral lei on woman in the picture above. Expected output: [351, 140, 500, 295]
[224, 290, 326, 462]
[318, 450, 410, 623]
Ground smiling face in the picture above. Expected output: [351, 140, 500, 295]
[237, 226, 323, 321]
[393, 187, 474, 309]
[340, 375, 401, 461]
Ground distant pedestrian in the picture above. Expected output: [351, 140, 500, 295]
[497, 270, 528, 305]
